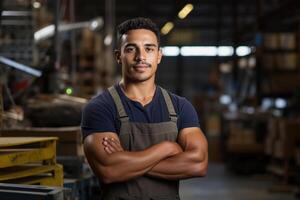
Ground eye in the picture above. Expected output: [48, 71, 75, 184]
[125, 47, 135, 53]
[145, 47, 154, 52]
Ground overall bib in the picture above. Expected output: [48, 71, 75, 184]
[103, 86, 180, 200]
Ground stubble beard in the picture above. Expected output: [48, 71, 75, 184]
[124, 65, 156, 84]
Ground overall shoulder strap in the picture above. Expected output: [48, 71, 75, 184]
[108, 86, 129, 122]
[159, 87, 178, 123]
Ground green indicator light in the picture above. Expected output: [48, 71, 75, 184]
[66, 87, 73, 95]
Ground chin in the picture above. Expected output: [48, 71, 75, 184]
[129, 75, 153, 83]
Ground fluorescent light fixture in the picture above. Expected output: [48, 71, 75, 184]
[161, 22, 174, 35]
[218, 46, 234, 56]
[181, 46, 217, 56]
[0, 56, 42, 77]
[34, 18, 103, 42]
[104, 35, 113, 46]
[275, 98, 287, 109]
[178, 4, 194, 19]
[162, 46, 180, 56]
[161, 46, 252, 57]
[90, 21, 99, 30]
[33, 1, 41, 9]
[34, 24, 55, 41]
[236, 46, 251, 56]
[220, 94, 232, 105]
[261, 98, 273, 110]
[2, 11, 31, 16]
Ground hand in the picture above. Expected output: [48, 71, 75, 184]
[171, 142, 183, 155]
[160, 141, 183, 156]
[102, 137, 124, 154]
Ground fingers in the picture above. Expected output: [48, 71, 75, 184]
[109, 138, 124, 151]
[102, 140, 114, 154]
[102, 137, 123, 154]
[104, 146, 113, 154]
[102, 138, 115, 154]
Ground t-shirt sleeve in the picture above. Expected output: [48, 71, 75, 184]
[81, 99, 117, 140]
[177, 98, 200, 131]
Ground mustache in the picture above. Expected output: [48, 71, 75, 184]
[133, 62, 151, 67]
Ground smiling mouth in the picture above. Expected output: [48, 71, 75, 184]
[134, 65, 150, 68]
[133, 62, 151, 68]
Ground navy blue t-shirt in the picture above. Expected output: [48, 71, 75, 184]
[81, 85, 200, 140]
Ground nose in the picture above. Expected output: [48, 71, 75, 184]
[135, 48, 146, 61]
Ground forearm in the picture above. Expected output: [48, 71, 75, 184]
[92, 142, 178, 183]
[147, 149, 207, 180]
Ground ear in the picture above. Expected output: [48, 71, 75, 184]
[157, 47, 163, 64]
[114, 49, 122, 64]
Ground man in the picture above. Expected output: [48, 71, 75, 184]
[81, 17, 208, 200]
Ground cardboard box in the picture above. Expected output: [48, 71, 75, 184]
[264, 33, 279, 49]
[279, 33, 296, 50]
[276, 53, 297, 70]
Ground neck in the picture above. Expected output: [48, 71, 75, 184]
[119, 78, 156, 106]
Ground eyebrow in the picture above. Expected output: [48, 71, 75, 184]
[124, 43, 158, 48]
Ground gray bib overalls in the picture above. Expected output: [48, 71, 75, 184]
[103, 86, 181, 200]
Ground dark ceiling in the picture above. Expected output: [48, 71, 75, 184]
[75, 0, 300, 46]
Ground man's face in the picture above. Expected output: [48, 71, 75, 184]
[115, 29, 162, 83]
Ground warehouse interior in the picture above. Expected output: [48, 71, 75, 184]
[0, 0, 300, 199]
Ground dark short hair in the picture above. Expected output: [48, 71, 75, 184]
[116, 17, 160, 48]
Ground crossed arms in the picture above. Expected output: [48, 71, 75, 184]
[83, 127, 208, 184]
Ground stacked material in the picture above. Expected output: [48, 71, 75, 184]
[266, 119, 300, 183]
[1, 127, 87, 177]
[0, 183, 64, 200]
[0, 137, 63, 186]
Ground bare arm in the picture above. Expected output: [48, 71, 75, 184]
[83, 132, 181, 184]
[146, 127, 208, 180]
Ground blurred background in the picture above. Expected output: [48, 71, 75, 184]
[0, 0, 300, 199]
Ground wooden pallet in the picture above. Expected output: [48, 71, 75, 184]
[0, 137, 57, 168]
[1, 128, 83, 157]
[0, 164, 63, 186]
[0, 137, 63, 186]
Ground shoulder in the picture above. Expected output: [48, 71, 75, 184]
[83, 89, 116, 117]
[165, 90, 194, 114]
[81, 88, 119, 139]
[160, 88, 200, 129]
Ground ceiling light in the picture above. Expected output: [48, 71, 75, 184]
[181, 46, 217, 56]
[161, 22, 174, 35]
[162, 46, 180, 56]
[236, 46, 251, 56]
[218, 46, 234, 56]
[33, 1, 41, 9]
[178, 4, 194, 19]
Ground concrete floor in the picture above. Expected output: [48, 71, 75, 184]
[180, 163, 298, 200]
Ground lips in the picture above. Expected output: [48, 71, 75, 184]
[134, 64, 149, 68]
[132, 62, 151, 72]
[133, 62, 151, 68]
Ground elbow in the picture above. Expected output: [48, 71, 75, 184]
[101, 173, 114, 184]
[199, 162, 208, 177]
[196, 150, 208, 177]
[191, 152, 208, 177]
[98, 166, 119, 184]
[102, 177, 114, 184]
[192, 161, 208, 177]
